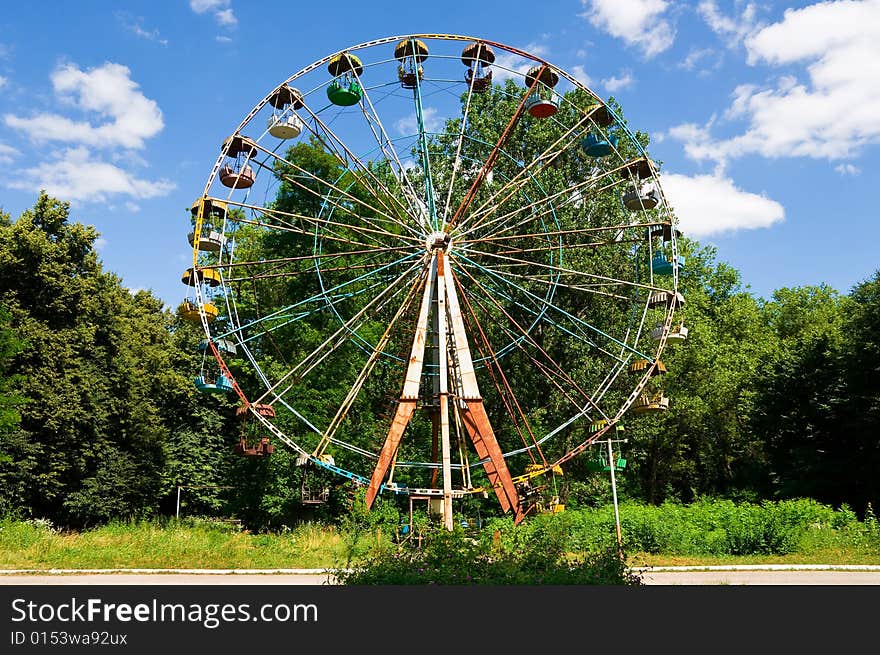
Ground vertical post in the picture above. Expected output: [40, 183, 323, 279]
[176, 485, 182, 520]
[411, 42, 438, 230]
[607, 439, 623, 558]
[436, 252, 454, 531]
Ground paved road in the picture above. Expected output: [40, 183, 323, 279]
[637, 569, 880, 585]
[2, 566, 879, 585]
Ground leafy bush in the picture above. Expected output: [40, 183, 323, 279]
[476, 498, 857, 558]
[337, 523, 641, 585]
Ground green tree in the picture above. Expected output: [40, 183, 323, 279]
[0, 193, 236, 525]
[834, 272, 880, 511]
[0, 305, 25, 437]
[751, 284, 849, 504]
[620, 241, 772, 505]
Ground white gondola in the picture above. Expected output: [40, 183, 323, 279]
[267, 85, 304, 139]
[187, 228, 227, 252]
[648, 290, 686, 309]
[198, 338, 238, 355]
[267, 113, 303, 139]
[188, 198, 228, 252]
[650, 322, 689, 342]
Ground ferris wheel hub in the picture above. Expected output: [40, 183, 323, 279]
[426, 231, 452, 252]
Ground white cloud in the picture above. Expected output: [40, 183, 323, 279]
[601, 70, 634, 92]
[94, 237, 108, 250]
[215, 9, 237, 26]
[678, 47, 719, 72]
[743, 1, 872, 65]
[581, 0, 675, 57]
[190, 0, 226, 13]
[835, 163, 860, 175]
[7, 146, 176, 204]
[0, 142, 18, 165]
[0, 75, 6, 88]
[117, 13, 168, 45]
[665, 121, 723, 169]
[668, 1, 880, 169]
[660, 172, 784, 237]
[4, 62, 163, 150]
[215, 35, 233, 44]
[130, 23, 168, 46]
[491, 43, 550, 83]
[697, 1, 761, 47]
[190, 0, 237, 27]
[569, 65, 593, 88]
[395, 107, 442, 136]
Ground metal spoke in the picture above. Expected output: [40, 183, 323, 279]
[454, 108, 597, 235]
[453, 263, 607, 420]
[296, 101, 425, 238]
[252, 257, 426, 406]
[455, 252, 653, 361]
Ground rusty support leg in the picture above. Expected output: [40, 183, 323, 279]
[365, 254, 437, 508]
[460, 400, 524, 523]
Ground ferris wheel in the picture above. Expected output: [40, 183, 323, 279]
[178, 34, 686, 529]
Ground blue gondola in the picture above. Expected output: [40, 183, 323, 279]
[194, 374, 233, 393]
[581, 132, 618, 157]
[651, 252, 685, 275]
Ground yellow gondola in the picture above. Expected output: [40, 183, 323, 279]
[628, 359, 668, 375]
[632, 391, 670, 413]
[177, 300, 219, 323]
[181, 267, 222, 287]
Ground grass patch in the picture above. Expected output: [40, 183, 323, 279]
[2, 499, 877, 573]
[0, 518, 378, 570]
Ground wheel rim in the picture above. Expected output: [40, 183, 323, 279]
[185, 34, 683, 515]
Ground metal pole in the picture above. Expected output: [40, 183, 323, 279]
[437, 252, 454, 531]
[176, 485, 182, 520]
[607, 439, 623, 558]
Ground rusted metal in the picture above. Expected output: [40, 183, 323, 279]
[443, 267, 523, 522]
[365, 401, 418, 507]
[460, 399, 523, 522]
[365, 254, 438, 508]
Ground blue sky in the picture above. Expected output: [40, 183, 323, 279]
[0, 0, 876, 307]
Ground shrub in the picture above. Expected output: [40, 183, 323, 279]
[337, 524, 641, 585]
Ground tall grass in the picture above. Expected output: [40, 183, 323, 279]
[0, 517, 369, 570]
[484, 498, 880, 564]
[2, 499, 877, 570]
